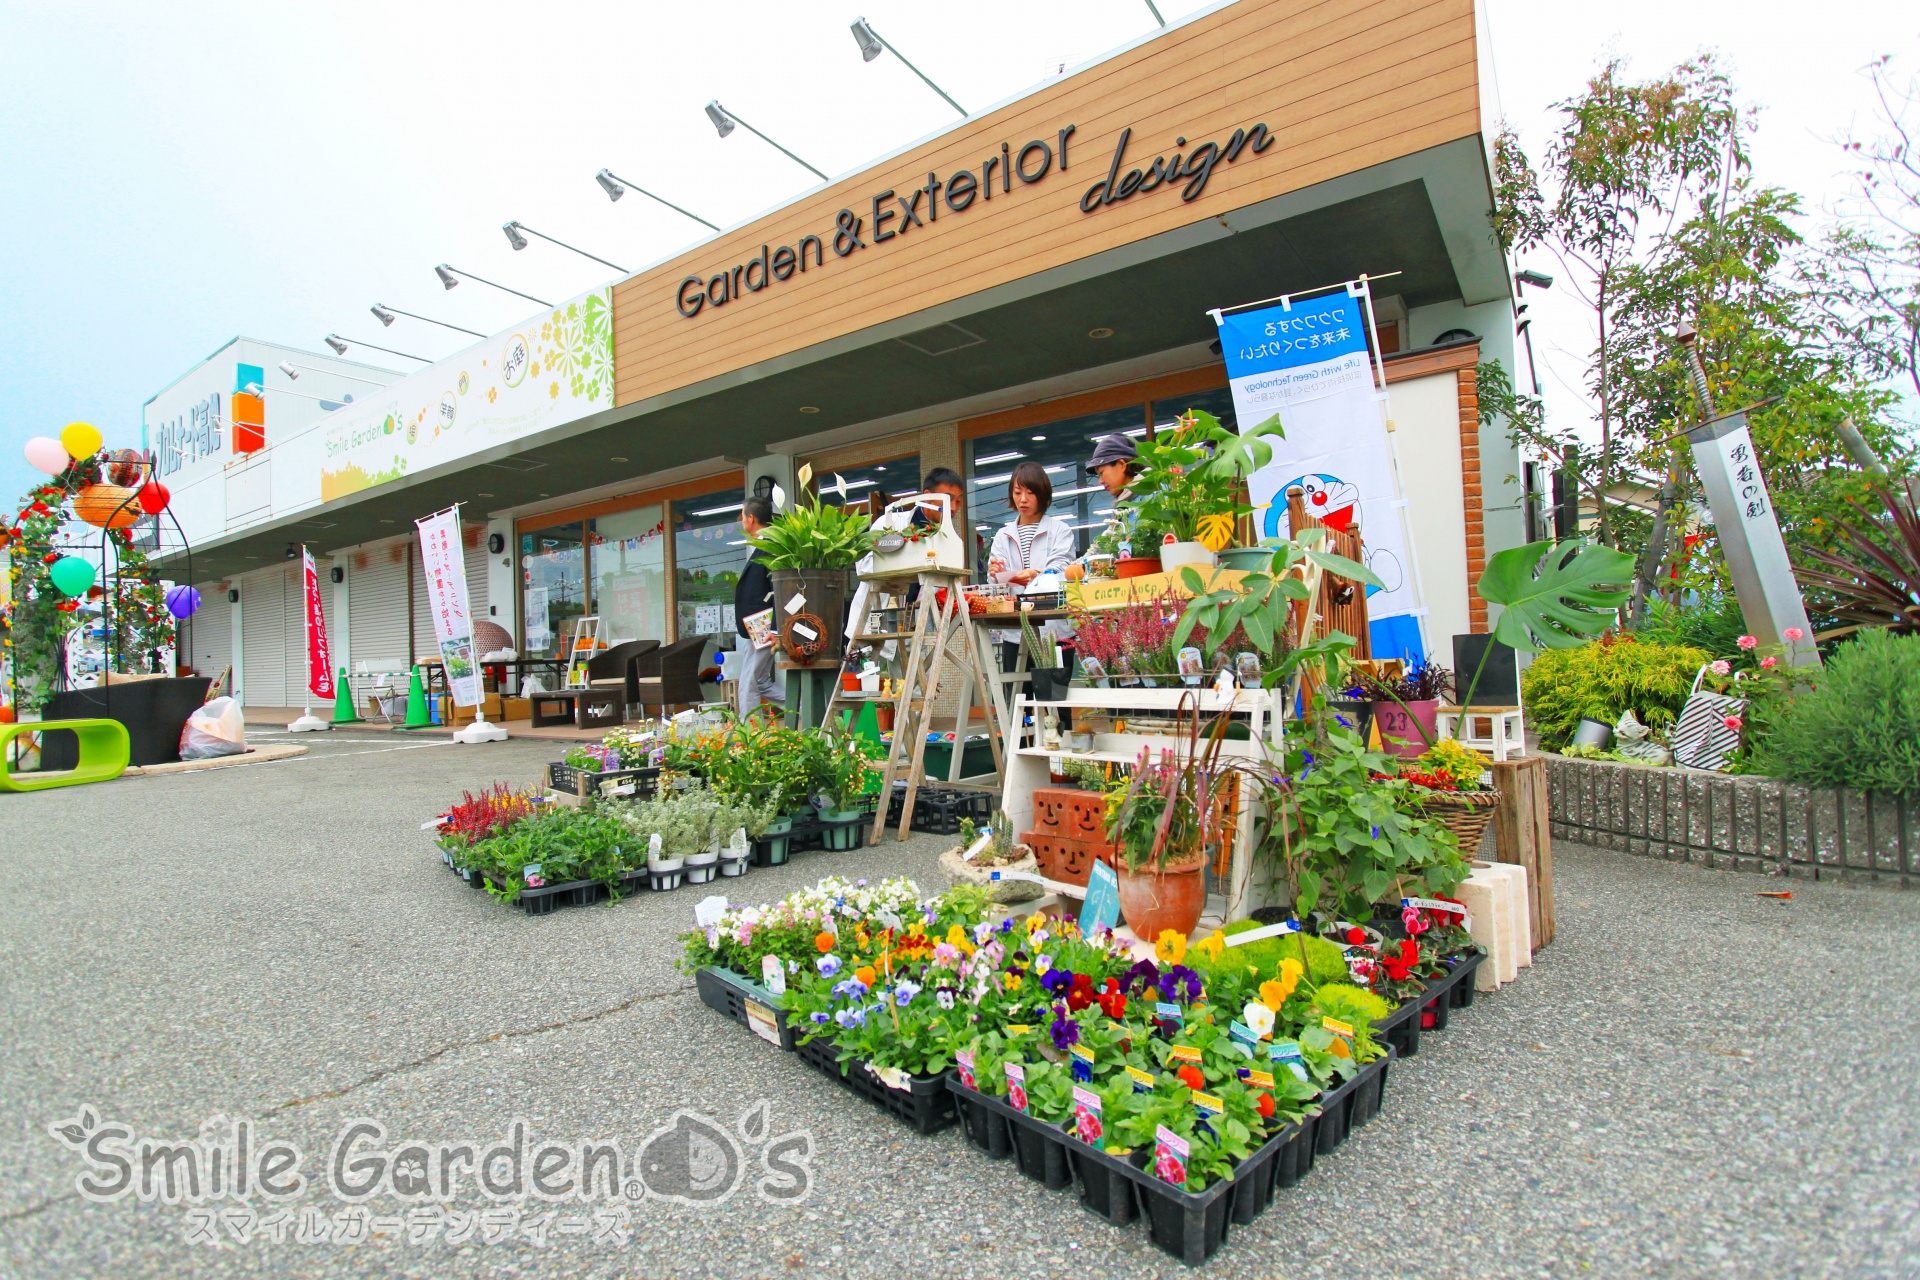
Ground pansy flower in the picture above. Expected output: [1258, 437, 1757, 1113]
[1004, 973, 1023, 992]
[1034, 953, 1053, 976]
[817, 954, 842, 977]
[1066, 972, 1095, 1013]
[894, 980, 922, 1005]
[1095, 978, 1127, 1020]
[1154, 930, 1188, 965]
[1242, 1001, 1276, 1039]
[854, 966, 877, 989]
[1039, 968, 1072, 997]
[1048, 1002, 1081, 1051]
[935, 986, 957, 1010]
[1124, 959, 1160, 995]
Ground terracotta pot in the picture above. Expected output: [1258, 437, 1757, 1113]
[1114, 556, 1163, 580]
[1116, 853, 1208, 940]
[1372, 698, 1439, 758]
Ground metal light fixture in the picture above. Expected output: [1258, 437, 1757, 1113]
[704, 99, 829, 181]
[1517, 268, 1554, 290]
[432, 264, 551, 307]
[371, 303, 485, 338]
[278, 359, 392, 386]
[321, 335, 432, 363]
[594, 168, 720, 231]
[848, 16, 967, 117]
[502, 221, 627, 272]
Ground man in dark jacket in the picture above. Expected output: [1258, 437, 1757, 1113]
[734, 495, 783, 715]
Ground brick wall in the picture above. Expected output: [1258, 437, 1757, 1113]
[1546, 755, 1917, 887]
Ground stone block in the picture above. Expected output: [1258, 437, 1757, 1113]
[1626, 770, 1649, 838]
[1811, 789, 1842, 866]
[1732, 780, 1757, 855]
[1667, 775, 1689, 853]
[1629, 836, 1650, 859]
[1841, 789, 1873, 871]
[1783, 784, 1812, 865]
[1709, 777, 1736, 852]
[1686, 774, 1711, 850]
[1868, 792, 1904, 875]
[1757, 780, 1785, 862]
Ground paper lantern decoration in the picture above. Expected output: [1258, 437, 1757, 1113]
[137, 481, 170, 515]
[105, 448, 145, 487]
[59, 422, 103, 459]
[73, 484, 139, 529]
[165, 584, 202, 619]
[48, 556, 95, 597]
[24, 437, 68, 475]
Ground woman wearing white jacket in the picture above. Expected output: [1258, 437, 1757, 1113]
[987, 460, 1076, 672]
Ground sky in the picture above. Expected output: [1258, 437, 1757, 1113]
[1, 0, 1915, 510]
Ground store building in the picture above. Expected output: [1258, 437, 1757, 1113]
[154, 0, 1524, 712]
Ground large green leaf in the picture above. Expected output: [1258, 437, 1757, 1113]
[1477, 539, 1635, 653]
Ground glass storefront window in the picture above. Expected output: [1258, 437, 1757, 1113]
[967, 405, 1145, 559]
[590, 504, 666, 644]
[1150, 386, 1238, 436]
[671, 487, 746, 642]
[520, 524, 585, 659]
[811, 455, 920, 512]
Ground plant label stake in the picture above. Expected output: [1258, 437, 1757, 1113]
[1686, 409, 1819, 667]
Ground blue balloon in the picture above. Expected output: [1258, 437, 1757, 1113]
[164, 584, 201, 619]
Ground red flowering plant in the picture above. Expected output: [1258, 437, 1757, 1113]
[1070, 591, 1187, 679]
[436, 783, 539, 849]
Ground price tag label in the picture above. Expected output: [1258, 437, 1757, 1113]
[1321, 1016, 1355, 1038]
[761, 955, 787, 997]
[784, 592, 807, 614]
[1124, 1065, 1155, 1092]
[1225, 920, 1301, 947]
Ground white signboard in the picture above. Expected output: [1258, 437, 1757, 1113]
[416, 508, 481, 707]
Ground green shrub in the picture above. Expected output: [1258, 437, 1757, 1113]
[1749, 629, 1920, 794]
[1202, 919, 1347, 985]
[1522, 635, 1711, 745]
[1633, 596, 1750, 655]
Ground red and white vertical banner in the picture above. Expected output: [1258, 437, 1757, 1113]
[301, 547, 335, 700]
[415, 507, 482, 707]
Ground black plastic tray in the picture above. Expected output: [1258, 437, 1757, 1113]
[1226, 1117, 1317, 1225]
[694, 966, 799, 1051]
[1311, 1050, 1392, 1154]
[794, 1035, 957, 1135]
[547, 762, 659, 799]
[944, 1076, 1074, 1190]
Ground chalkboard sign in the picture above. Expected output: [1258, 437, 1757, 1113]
[1080, 859, 1121, 934]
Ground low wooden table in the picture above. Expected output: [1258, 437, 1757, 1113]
[529, 687, 626, 730]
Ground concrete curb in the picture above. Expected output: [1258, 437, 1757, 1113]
[123, 742, 309, 776]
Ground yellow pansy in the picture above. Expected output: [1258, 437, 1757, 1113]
[1004, 973, 1023, 992]
[1154, 930, 1188, 965]
[1194, 930, 1226, 964]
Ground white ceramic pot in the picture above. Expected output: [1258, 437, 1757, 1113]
[1159, 541, 1217, 573]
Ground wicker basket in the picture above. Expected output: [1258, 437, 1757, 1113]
[1418, 790, 1500, 851]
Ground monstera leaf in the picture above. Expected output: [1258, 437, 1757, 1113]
[1479, 539, 1635, 653]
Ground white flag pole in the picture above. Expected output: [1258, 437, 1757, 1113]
[446, 504, 508, 743]
[289, 545, 331, 732]
[1353, 275, 1431, 660]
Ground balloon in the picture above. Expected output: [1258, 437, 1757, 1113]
[48, 556, 96, 597]
[165, 584, 201, 619]
[105, 448, 145, 486]
[137, 481, 170, 514]
[60, 422, 103, 459]
[24, 437, 68, 475]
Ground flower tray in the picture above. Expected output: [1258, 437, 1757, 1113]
[546, 762, 660, 800]
[950, 1083, 1015, 1160]
[885, 786, 993, 836]
[478, 872, 608, 915]
[1225, 1117, 1318, 1226]
[1418, 950, 1486, 1033]
[1116, 1144, 1240, 1266]
[793, 1035, 957, 1136]
[694, 966, 799, 1051]
[1374, 990, 1428, 1059]
[943, 1077, 1074, 1191]
[1311, 1050, 1393, 1154]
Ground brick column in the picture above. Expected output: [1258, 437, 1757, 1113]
[1458, 366, 1488, 631]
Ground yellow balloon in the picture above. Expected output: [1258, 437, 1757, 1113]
[60, 422, 103, 459]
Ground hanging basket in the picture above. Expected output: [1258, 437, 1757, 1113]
[1417, 790, 1500, 851]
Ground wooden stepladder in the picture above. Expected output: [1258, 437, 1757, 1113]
[822, 569, 1003, 844]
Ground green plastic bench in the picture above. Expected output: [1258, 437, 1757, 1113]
[0, 719, 131, 791]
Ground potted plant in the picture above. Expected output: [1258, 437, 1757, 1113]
[1020, 607, 1069, 704]
[747, 478, 877, 660]
[815, 733, 877, 850]
[1357, 660, 1453, 759]
[622, 792, 703, 890]
[1103, 706, 1257, 940]
[1119, 409, 1285, 573]
[936, 811, 1042, 903]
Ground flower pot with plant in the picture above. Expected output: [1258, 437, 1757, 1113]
[747, 481, 877, 661]
[937, 811, 1042, 903]
[1357, 660, 1453, 759]
[1117, 408, 1286, 574]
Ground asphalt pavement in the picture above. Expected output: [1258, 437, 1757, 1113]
[1, 731, 1916, 1279]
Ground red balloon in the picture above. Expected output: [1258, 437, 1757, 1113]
[137, 481, 170, 514]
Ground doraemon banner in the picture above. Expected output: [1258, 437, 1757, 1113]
[1212, 285, 1420, 639]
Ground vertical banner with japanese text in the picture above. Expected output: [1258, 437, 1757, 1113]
[415, 508, 482, 706]
[1212, 285, 1421, 648]
[301, 548, 335, 701]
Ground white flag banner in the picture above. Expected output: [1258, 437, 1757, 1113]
[415, 508, 482, 707]
[1213, 286, 1419, 628]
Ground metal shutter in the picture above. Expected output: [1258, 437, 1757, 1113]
[464, 538, 490, 623]
[239, 565, 287, 707]
[185, 581, 231, 686]
[349, 541, 411, 675]
[411, 539, 436, 658]
[279, 559, 338, 699]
